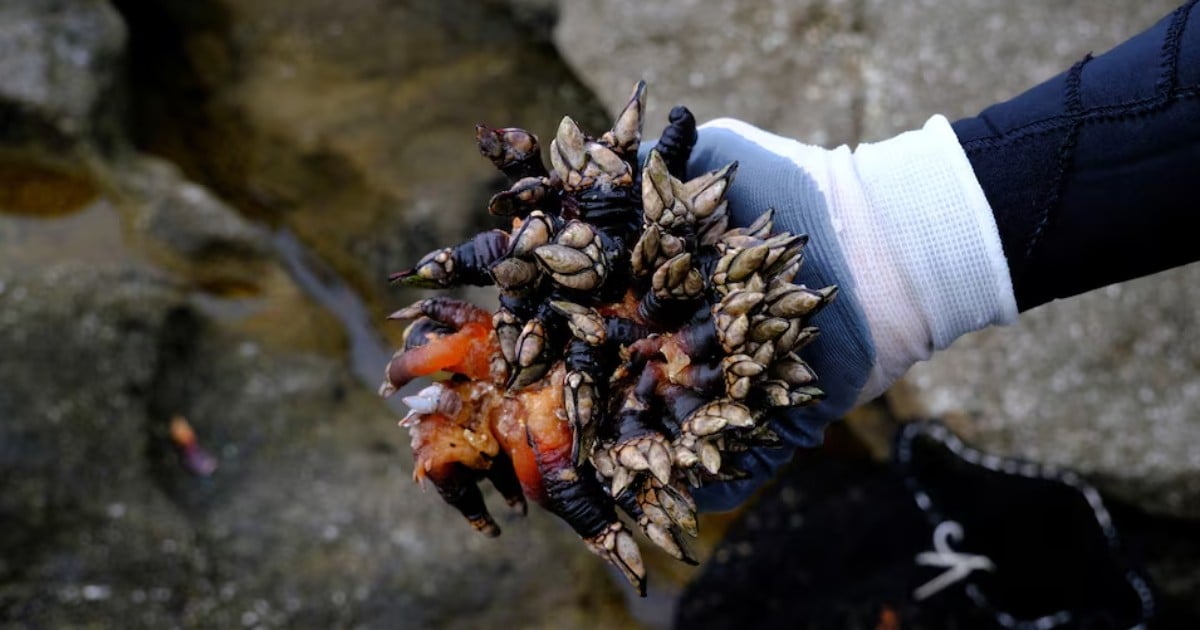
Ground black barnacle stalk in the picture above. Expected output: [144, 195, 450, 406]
[390, 229, 512, 289]
[382, 81, 840, 595]
[429, 464, 504, 537]
[401, 317, 456, 351]
[604, 316, 652, 347]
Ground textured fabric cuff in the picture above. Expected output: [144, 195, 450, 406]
[848, 115, 1018, 400]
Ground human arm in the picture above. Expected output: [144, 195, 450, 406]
[954, 0, 1200, 310]
[682, 0, 1200, 510]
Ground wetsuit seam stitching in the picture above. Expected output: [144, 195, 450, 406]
[1024, 54, 1091, 260]
[960, 87, 1200, 152]
[1160, 0, 1197, 95]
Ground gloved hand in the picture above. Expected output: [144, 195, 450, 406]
[650, 116, 1018, 510]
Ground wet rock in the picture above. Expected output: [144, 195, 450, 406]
[0, 264, 201, 626]
[118, 156, 274, 294]
[121, 158, 270, 268]
[0, 262, 633, 628]
[0, 193, 131, 270]
[1, 1, 644, 625]
[0, 138, 630, 625]
[0, 0, 127, 166]
[0, 0, 127, 225]
[0, 159, 102, 218]
[113, 0, 611, 324]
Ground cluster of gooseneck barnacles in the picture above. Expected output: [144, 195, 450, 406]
[379, 82, 836, 594]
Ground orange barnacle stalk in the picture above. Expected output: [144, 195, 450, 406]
[378, 298, 498, 397]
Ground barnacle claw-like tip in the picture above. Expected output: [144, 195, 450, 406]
[555, 116, 588, 168]
[548, 299, 575, 316]
[476, 125, 541, 173]
[697, 160, 738, 191]
[648, 443, 673, 486]
[386, 302, 425, 321]
[401, 383, 462, 419]
[387, 268, 422, 286]
[510, 210, 554, 256]
[674, 446, 698, 469]
[610, 465, 634, 498]
[641, 150, 674, 211]
[609, 80, 648, 154]
[645, 147, 667, 172]
[743, 206, 774, 238]
[617, 444, 651, 471]
[556, 302, 609, 345]
[475, 123, 500, 155]
[571, 432, 585, 468]
[534, 243, 592, 275]
[486, 190, 518, 217]
[470, 517, 502, 538]
[585, 523, 647, 596]
[728, 244, 770, 282]
[491, 258, 541, 292]
[658, 485, 699, 536]
[686, 412, 726, 437]
[507, 365, 544, 391]
[698, 441, 721, 475]
[388, 268, 443, 289]
[643, 521, 694, 564]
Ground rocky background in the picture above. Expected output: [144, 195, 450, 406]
[1, 0, 1196, 628]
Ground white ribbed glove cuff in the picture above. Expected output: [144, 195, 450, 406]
[840, 116, 1017, 401]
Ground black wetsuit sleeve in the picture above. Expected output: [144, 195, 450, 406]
[951, 1, 1200, 312]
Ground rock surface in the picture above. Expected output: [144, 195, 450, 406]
[0, 0, 126, 166]
[114, 0, 612, 329]
[556, 0, 868, 147]
[0, 1, 637, 627]
[554, 0, 1200, 519]
[4, 0, 1199, 627]
[895, 267, 1200, 519]
[0, 262, 631, 629]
